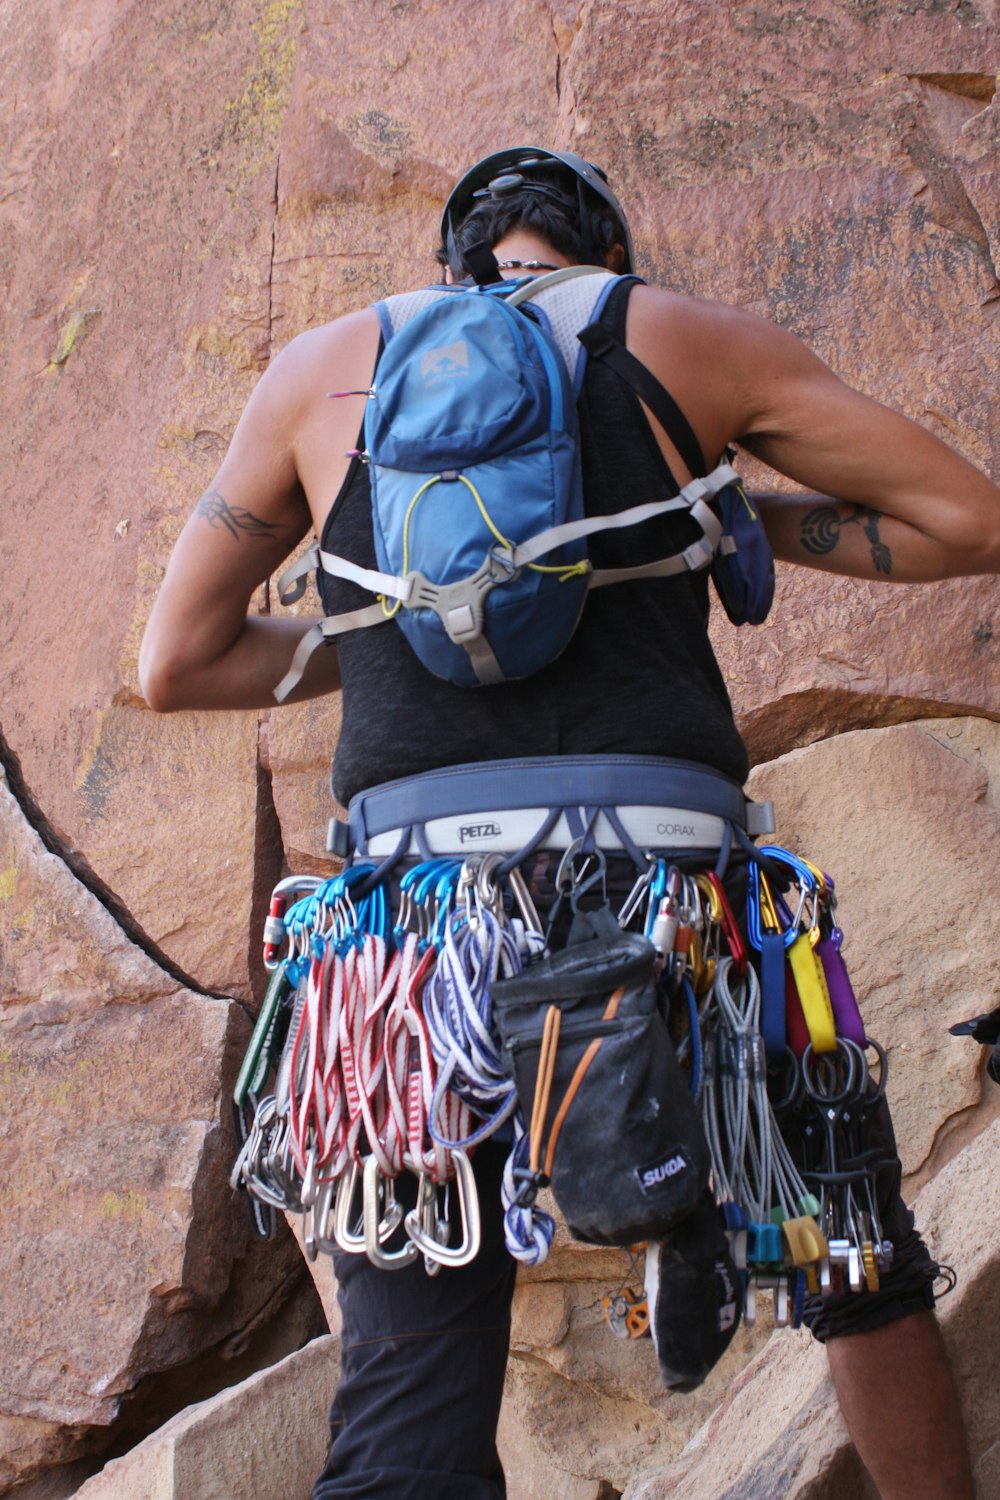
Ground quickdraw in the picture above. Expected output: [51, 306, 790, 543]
[232, 855, 546, 1273]
[233, 837, 893, 1327]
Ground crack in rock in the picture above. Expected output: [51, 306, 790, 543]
[907, 72, 996, 104]
[0, 724, 229, 1004]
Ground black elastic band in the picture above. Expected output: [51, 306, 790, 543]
[462, 239, 503, 286]
[577, 323, 706, 479]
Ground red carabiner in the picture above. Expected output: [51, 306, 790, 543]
[705, 872, 747, 976]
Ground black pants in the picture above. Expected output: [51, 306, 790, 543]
[314, 1142, 516, 1499]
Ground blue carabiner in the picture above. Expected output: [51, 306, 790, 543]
[430, 862, 462, 950]
[642, 858, 668, 939]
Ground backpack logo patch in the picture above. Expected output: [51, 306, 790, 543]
[420, 339, 470, 385]
[635, 1151, 689, 1194]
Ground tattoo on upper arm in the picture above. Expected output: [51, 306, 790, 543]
[196, 488, 283, 541]
[800, 504, 893, 575]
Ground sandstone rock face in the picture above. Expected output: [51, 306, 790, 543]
[1, 0, 998, 1497]
[73, 1334, 340, 1500]
[0, 756, 311, 1493]
[915, 1117, 1000, 1500]
[0, 0, 287, 998]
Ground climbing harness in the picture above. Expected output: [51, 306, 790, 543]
[231, 761, 900, 1387]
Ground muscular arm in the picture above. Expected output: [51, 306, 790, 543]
[737, 337, 1000, 581]
[140, 314, 377, 712]
[139, 481, 338, 711]
[638, 289, 1000, 582]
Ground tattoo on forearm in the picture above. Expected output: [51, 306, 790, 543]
[196, 489, 282, 541]
[799, 504, 893, 575]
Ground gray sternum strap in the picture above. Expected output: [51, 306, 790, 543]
[406, 561, 505, 683]
[273, 553, 507, 701]
[509, 462, 736, 580]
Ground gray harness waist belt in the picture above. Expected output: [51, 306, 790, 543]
[333, 756, 774, 865]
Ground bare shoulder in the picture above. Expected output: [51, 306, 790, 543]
[628, 281, 809, 364]
[623, 283, 794, 465]
[255, 306, 382, 418]
[626, 281, 837, 453]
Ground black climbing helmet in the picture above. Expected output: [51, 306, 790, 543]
[441, 146, 635, 278]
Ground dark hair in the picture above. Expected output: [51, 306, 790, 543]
[435, 167, 626, 276]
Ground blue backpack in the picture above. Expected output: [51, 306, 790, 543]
[275, 269, 772, 701]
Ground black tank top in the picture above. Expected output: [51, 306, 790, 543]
[318, 279, 750, 806]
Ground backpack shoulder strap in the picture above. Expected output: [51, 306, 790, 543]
[374, 286, 453, 343]
[576, 321, 707, 479]
[513, 270, 638, 393]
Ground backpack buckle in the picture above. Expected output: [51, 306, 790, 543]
[407, 556, 510, 644]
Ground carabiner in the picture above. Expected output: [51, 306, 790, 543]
[404, 1148, 481, 1268]
[363, 1156, 418, 1270]
[704, 871, 747, 975]
[332, 1159, 367, 1252]
[616, 858, 655, 929]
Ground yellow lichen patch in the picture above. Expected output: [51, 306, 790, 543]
[99, 1190, 160, 1228]
[47, 1078, 73, 1110]
[224, 0, 301, 157]
[0, 847, 16, 900]
[46, 309, 102, 369]
[10, 904, 34, 937]
[188, 323, 258, 370]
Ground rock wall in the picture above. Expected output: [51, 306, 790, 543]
[0, 0, 997, 1496]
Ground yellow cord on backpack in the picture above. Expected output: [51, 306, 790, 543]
[735, 482, 758, 521]
[384, 473, 588, 620]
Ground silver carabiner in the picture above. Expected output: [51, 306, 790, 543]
[308, 1176, 339, 1256]
[403, 1148, 481, 1268]
[301, 1142, 319, 1211]
[363, 1156, 417, 1270]
[616, 858, 655, 928]
[332, 1159, 367, 1252]
[506, 864, 543, 939]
